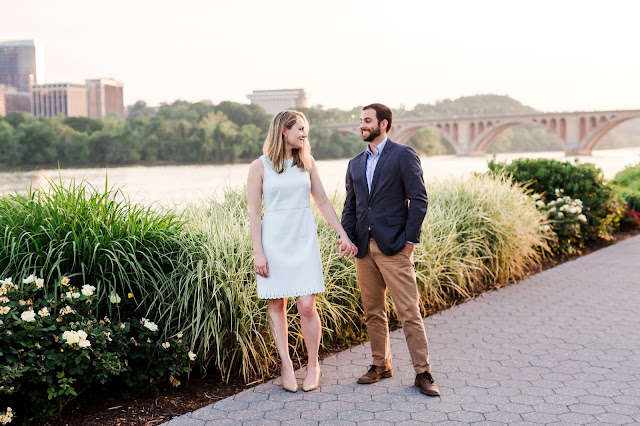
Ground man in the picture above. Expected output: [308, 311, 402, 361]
[340, 103, 440, 396]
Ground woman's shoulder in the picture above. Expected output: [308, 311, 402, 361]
[249, 157, 265, 174]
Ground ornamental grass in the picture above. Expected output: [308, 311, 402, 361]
[0, 179, 186, 323]
[175, 173, 550, 382]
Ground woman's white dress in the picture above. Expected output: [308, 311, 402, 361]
[256, 155, 325, 299]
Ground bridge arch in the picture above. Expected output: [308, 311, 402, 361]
[470, 119, 563, 155]
[391, 124, 460, 153]
[580, 116, 640, 154]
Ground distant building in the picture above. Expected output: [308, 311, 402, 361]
[30, 83, 87, 118]
[0, 40, 45, 93]
[0, 84, 30, 114]
[247, 89, 307, 115]
[86, 78, 125, 120]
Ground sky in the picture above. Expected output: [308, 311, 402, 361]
[3, 0, 640, 112]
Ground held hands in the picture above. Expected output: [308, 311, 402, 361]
[337, 236, 358, 260]
[254, 252, 269, 278]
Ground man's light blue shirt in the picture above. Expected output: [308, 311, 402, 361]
[365, 137, 387, 194]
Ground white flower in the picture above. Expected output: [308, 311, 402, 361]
[0, 307, 9, 315]
[557, 212, 564, 219]
[119, 322, 126, 329]
[0, 297, 8, 303]
[143, 320, 158, 332]
[0, 406, 13, 424]
[176, 332, 183, 338]
[162, 342, 170, 349]
[61, 276, 70, 285]
[109, 292, 121, 304]
[578, 214, 587, 223]
[63, 330, 79, 344]
[81, 285, 96, 297]
[21, 310, 36, 322]
[65, 291, 80, 299]
[62, 330, 89, 346]
[535, 200, 545, 208]
[23, 274, 35, 284]
[188, 351, 197, 361]
[35, 278, 44, 289]
[38, 307, 50, 317]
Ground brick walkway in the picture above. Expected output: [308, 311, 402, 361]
[164, 235, 640, 425]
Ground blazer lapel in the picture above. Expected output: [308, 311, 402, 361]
[369, 140, 394, 199]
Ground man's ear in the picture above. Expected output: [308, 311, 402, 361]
[381, 119, 388, 131]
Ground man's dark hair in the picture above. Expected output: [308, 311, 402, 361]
[362, 103, 393, 132]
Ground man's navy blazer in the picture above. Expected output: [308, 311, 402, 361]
[341, 139, 428, 258]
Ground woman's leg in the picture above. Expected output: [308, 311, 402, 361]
[268, 298, 296, 388]
[297, 294, 321, 388]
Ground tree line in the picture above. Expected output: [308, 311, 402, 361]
[0, 95, 637, 168]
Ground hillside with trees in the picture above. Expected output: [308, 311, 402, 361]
[0, 95, 638, 168]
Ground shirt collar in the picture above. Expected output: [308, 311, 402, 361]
[366, 137, 388, 157]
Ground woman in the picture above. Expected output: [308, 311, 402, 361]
[247, 110, 357, 392]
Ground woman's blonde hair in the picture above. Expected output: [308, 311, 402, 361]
[263, 110, 313, 173]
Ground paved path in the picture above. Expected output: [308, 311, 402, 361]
[165, 236, 640, 425]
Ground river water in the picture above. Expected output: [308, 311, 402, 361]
[1, 148, 639, 208]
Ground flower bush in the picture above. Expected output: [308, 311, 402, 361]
[536, 189, 588, 255]
[0, 274, 195, 423]
[488, 158, 623, 240]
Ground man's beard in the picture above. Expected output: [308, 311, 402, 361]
[362, 125, 381, 142]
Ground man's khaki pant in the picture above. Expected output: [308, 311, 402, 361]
[355, 238, 430, 374]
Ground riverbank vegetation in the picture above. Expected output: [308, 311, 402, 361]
[1, 95, 639, 170]
[1, 158, 638, 424]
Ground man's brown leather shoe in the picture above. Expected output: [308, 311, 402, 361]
[357, 364, 393, 384]
[415, 371, 440, 396]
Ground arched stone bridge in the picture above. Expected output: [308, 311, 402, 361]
[328, 110, 640, 156]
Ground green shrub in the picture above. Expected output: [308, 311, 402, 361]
[612, 162, 640, 191]
[612, 163, 640, 212]
[0, 274, 193, 423]
[488, 158, 623, 240]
